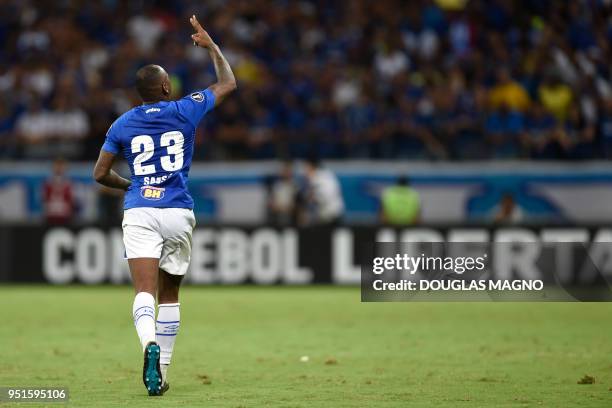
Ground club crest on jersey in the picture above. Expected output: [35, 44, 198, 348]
[190, 92, 204, 103]
[140, 186, 165, 200]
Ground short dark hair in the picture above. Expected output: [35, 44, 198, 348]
[397, 175, 409, 186]
[135, 64, 166, 102]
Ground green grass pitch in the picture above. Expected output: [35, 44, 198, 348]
[2, 285, 612, 407]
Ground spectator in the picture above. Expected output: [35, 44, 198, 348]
[127, 7, 165, 53]
[522, 102, 557, 158]
[538, 73, 573, 121]
[380, 176, 421, 226]
[489, 68, 531, 113]
[42, 158, 76, 225]
[485, 104, 524, 158]
[0, 99, 17, 158]
[535, 125, 572, 160]
[374, 42, 410, 81]
[600, 98, 612, 158]
[0, 1, 610, 161]
[16, 93, 90, 159]
[15, 99, 51, 144]
[565, 104, 597, 159]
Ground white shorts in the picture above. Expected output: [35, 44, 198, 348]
[122, 207, 196, 276]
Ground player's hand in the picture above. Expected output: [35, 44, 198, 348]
[189, 15, 215, 48]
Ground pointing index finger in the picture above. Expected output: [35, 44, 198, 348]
[190, 14, 203, 31]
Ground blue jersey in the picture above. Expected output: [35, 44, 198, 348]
[102, 89, 215, 209]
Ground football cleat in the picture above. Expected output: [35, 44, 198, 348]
[142, 342, 163, 396]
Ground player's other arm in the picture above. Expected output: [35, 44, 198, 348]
[190, 15, 237, 105]
[93, 149, 131, 191]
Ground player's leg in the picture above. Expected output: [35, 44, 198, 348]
[155, 208, 196, 388]
[123, 208, 165, 396]
[129, 258, 165, 395]
[129, 258, 159, 348]
[156, 269, 183, 386]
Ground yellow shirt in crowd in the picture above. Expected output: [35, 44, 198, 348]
[538, 84, 573, 121]
[489, 81, 531, 112]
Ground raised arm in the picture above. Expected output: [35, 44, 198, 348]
[93, 149, 131, 191]
[190, 15, 237, 106]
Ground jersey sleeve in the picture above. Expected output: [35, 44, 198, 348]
[101, 121, 121, 154]
[176, 88, 216, 127]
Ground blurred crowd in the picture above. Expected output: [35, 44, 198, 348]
[1, 0, 612, 161]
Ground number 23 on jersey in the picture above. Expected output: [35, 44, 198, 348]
[131, 131, 184, 175]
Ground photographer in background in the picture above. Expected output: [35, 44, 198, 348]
[266, 161, 297, 226]
[302, 157, 344, 227]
